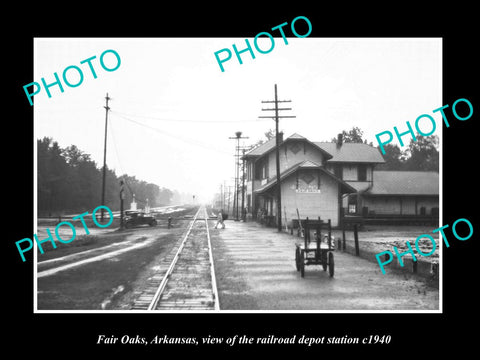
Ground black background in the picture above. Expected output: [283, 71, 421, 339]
[5, 4, 478, 356]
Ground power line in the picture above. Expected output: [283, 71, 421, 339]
[111, 110, 270, 124]
[109, 116, 130, 184]
[108, 115, 124, 174]
[109, 115, 175, 207]
[110, 112, 232, 155]
[105, 117, 144, 206]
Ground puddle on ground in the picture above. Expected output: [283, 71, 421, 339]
[101, 285, 125, 309]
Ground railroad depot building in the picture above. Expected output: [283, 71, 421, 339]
[243, 133, 439, 228]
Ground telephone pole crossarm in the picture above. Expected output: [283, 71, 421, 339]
[258, 115, 296, 118]
[262, 108, 292, 111]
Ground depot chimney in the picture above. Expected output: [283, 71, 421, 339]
[337, 133, 343, 148]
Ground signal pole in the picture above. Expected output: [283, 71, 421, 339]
[229, 131, 248, 221]
[259, 84, 295, 232]
[101, 93, 111, 222]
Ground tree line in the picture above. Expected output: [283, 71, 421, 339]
[331, 126, 439, 171]
[38, 137, 178, 216]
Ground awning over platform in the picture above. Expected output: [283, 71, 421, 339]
[254, 160, 357, 195]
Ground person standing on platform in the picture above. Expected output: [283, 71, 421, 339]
[214, 209, 225, 229]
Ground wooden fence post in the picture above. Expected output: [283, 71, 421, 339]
[354, 224, 360, 256]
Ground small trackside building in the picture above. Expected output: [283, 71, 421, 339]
[359, 171, 439, 221]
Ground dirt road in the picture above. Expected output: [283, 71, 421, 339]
[210, 221, 439, 311]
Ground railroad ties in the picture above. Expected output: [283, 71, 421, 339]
[131, 207, 219, 311]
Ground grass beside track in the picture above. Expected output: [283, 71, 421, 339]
[37, 207, 199, 310]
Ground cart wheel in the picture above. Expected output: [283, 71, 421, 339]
[321, 251, 327, 271]
[328, 252, 334, 277]
[300, 252, 305, 278]
[295, 248, 300, 271]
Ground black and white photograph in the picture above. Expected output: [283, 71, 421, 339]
[7, 7, 479, 357]
[31, 36, 444, 313]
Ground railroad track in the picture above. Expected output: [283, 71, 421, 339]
[132, 206, 219, 311]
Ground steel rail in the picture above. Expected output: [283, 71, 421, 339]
[147, 207, 202, 310]
[203, 207, 220, 311]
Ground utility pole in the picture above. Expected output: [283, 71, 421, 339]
[223, 181, 226, 209]
[241, 148, 246, 221]
[219, 183, 223, 209]
[229, 131, 248, 221]
[227, 185, 232, 216]
[259, 84, 295, 232]
[119, 179, 125, 229]
[101, 93, 111, 222]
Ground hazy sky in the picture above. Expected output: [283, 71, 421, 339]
[34, 37, 442, 203]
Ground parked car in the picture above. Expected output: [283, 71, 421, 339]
[124, 210, 157, 228]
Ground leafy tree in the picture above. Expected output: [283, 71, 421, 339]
[37, 137, 53, 213]
[76, 158, 101, 210]
[104, 167, 121, 210]
[375, 135, 439, 171]
[246, 128, 276, 152]
[62, 145, 91, 166]
[37, 137, 70, 214]
[375, 143, 405, 170]
[157, 187, 173, 205]
[403, 135, 439, 171]
[37, 138, 177, 214]
[331, 126, 365, 143]
[264, 128, 275, 141]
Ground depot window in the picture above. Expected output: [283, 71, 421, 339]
[358, 164, 367, 181]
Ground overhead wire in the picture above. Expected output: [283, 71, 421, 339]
[110, 111, 232, 155]
[111, 110, 270, 124]
[108, 117, 141, 203]
[106, 108, 262, 206]
[110, 115, 161, 206]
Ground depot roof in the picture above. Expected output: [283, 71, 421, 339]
[245, 133, 332, 160]
[244, 133, 385, 164]
[314, 142, 385, 164]
[364, 171, 439, 196]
